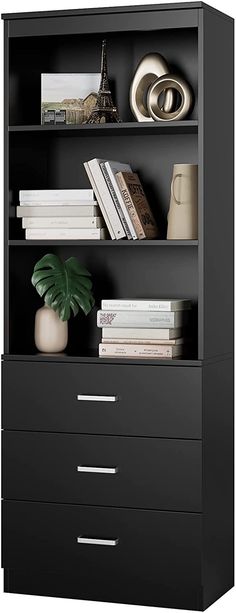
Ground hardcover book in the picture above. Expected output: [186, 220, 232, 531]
[102, 327, 183, 340]
[97, 310, 189, 328]
[101, 299, 191, 312]
[101, 337, 185, 345]
[84, 159, 126, 240]
[25, 228, 107, 240]
[100, 160, 137, 239]
[19, 189, 94, 201]
[17, 205, 99, 218]
[22, 217, 104, 229]
[99, 343, 183, 358]
[115, 171, 159, 239]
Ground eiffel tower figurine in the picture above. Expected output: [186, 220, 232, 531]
[86, 40, 122, 124]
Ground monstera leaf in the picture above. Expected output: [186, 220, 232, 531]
[31, 253, 95, 321]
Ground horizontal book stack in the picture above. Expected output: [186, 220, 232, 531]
[97, 299, 192, 359]
[84, 158, 159, 240]
[17, 189, 106, 240]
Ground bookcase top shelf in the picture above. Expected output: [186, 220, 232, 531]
[8, 240, 199, 247]
[9, 121, 198, 136]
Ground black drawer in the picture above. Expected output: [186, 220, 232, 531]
[2, 361, 202, 438]
[3, 431, 202, 512]
[2, 501, 202, 609]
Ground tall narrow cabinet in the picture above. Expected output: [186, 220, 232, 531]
[1, 3, 234, 611]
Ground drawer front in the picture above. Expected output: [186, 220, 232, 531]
[3, 432, 202, 512]
[2, 501, 202, 608]
[2, 361, 202, 438]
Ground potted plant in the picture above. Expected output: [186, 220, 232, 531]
[31, 253, 95, 353]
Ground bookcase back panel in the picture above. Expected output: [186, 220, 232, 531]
[9, 27, 197, 125]
[9, 132, 197, 239]
[9, 246, 198, 356]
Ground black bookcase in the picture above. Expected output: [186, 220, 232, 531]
[1, 3, 234, 610]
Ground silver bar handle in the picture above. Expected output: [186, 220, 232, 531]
[77, 465, 118, 474]
[77, 536, 119, 547]
[77, 394, 118, 403]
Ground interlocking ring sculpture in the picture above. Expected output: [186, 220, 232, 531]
[130, 53, 194, 122]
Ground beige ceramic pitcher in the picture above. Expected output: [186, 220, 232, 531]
[167, 164, 198, 239]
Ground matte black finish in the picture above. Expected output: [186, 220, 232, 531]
[9, 120, 198, 134]
[3, 431, 202, 511]
[202, 358, 234, 608]
[1, 2, 234, 611]
[7, 9, 198, 38]
[2, 361, 202, 438]
[198, 8, 234, 359]
[2, 501, 203, 609]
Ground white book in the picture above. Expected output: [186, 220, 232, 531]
[22, 217, 104, 229]
[19, 189, 94, 201]
[100, 161, 137, 240]
[17, 205, 99, 218]
[99, 343, 183, 358]
[101, 337, 185, 346]
[97, 310, 189, 328]
[101, 299, 191, 312]
[19, 200, 98, 207]
[84, 161, 115, 239]
[84, 159, 126, 240]
[102, 327, 183, 340]
[25, 228, 107, 240]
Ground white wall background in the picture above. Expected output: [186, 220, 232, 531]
[0, 0, 235, 612]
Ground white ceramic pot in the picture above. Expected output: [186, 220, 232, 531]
[34, 304, 68, 353]
[167, 164, 198, 239]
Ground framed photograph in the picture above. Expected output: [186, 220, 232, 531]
[41, 73, 101, 125]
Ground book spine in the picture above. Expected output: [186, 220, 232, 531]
[19, 200, 98, 207]
[97, 310, 177, 328]
[99, 343, 181, 358]
[115, 173, 145, 239]
[17, 205, 99, 218]
[22, 217, 104, 229]
[100, 163, 132, 239]
[105, 163, 138, 240]
[101, 300, 174, 311]
[101, 162, 137, 240]
[26, 228, 106, 240]
[84, 162, 115, 239]
[19, 190, 94, 201]
[87, 160, 126, 240]
[102, 327, 182, 340]
[101, 338, 182, 345]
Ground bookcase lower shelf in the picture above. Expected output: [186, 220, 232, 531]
[2, 353, 201, 366]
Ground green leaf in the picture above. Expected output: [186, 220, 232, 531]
[31, 253, 95, 321]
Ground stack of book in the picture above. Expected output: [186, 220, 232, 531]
[97, 299, 192, 359]
[84, 158, 159, 240]
[17, 189, 106, 240]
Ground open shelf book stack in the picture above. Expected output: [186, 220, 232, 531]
[17, 189, 106, 240]
[84, 158, 159, 240]
[98, 299, 192, 359]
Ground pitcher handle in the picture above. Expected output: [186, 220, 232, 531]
[171, 173, 182, 205]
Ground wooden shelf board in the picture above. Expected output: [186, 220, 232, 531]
[8, 239, 198, 247]
[8, 120, 198, 136]
[2, 353, 202, 367]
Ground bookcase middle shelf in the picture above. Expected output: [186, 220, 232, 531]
[8, 240, 199, 247]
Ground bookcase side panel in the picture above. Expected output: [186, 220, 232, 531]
[198, 9, 234, 360]
[4, 21, 10, 353]
[202, 358, 234, 608]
